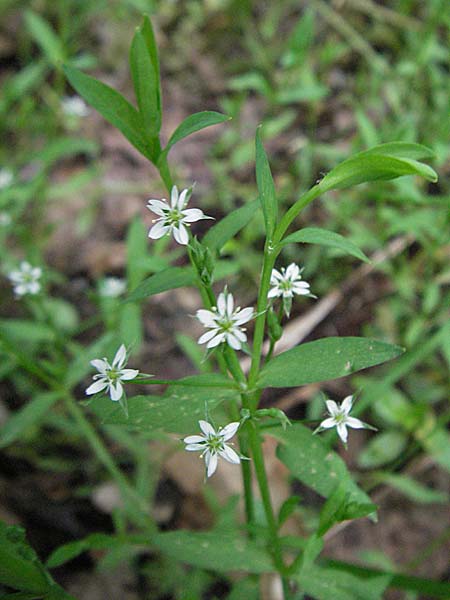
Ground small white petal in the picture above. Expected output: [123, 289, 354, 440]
[341, 395, 354, 415]
[196, 309, 217, 327]
[119, 368, 139, 381]
[113, 344, 127, 369]
[198, 328, 221, 345]
[185, 443, 205, 452]
[27, 282, 41, 294]
[173, 223, 189, 245]
[86, 379, 108, 395]
[268, 287, 281, 298]
[149, 221, 170, 239]
[219, 444, 241, 464]
[147, 199, 170, 216]
[206, 332, 225, 348]
[286, 263, 300, 279]
[336, 422, 348, 444]
[318, 417, 337, 429]
[206, 452, 218, 477]
[109, 380, 123, 402]
[226, 292, 234, 317]
[184, 435, 206, 445]
[225, 332, 242, 350]
[233, 307, 254, 325]
[231, 327, 247, 343]
[217, 292, 226, 315]
[14, 284, 28, 296]
[220, 422, 240, 441]
[199, 420, 216, 436]
[170, 185, 179, 208]
[90, 359, 109, 374]
[346, 417, 366, 430]
[326, 400, 339, 416]
[181, 208, 205, 223]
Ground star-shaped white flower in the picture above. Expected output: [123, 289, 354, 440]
[8, 262, 42, 296]
[147, 185, 212, 245]
[196, 288, 254, 350]
[268, 263, 311, 299]
[0, 168, 13, 190]
[184, 420, 241, 478]
[314, 395, 374, 445]
[86, 344, 139, 402]
[61, 96, 90, 117]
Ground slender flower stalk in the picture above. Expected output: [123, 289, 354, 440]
[147, 185, 212, 245]
[86, 344, 139, 402]
[184, 420, 241, 478]
[314, 395, 375, 445]
[196, 288, 254, 350]
[8, 262, 42, 296]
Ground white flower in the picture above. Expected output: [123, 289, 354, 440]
[196, 288, 254, 350]
[61, 96, 90, 117]
[86, 344, 139, 402]
[184, 420, 241, 478]
[99, 277, 126, 298]
[314, 395, 373, 444]
[0, 212, 11, 226]
[0, 168, 13, 190]
[8, 261, 42, 296]
[147, 185, 212, 245]
[268, 263, 311, 299]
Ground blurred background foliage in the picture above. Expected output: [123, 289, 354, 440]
[0, 0, 449, 598]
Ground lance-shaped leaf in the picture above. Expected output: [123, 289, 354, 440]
[203, 199, 259, 253]
[319, 142, 437, 193]
[255, 127, 277, 239]
[257, 337, 404, 388]
[126, 266, 196, 302]
[161, 111, 230, 158]
[64, 65, 153, 160]
[153, 530, 273, 573]
[25, 10, 65, 66]
[129, 27, 161, 137]
[140, 15, 161, 113]
[280, 227, 370, 263]
[89, 374, 237, 434]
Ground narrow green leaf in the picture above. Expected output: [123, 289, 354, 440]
[46, 534, 118, 568]
[24, 11, 65, 66]
[153, 530, 273, 573]
[320, 148, 437, 193]
[281, 227, 370, 263]
[0, 320, 55, 344]
[89, 375, 237, 434]
[63, 66, 153, 160]
[258, 337, 404, 388]
[297, 565, 390, 600]
[203, 199, 259, 252]
[363, 142, 436, 161]
[357, 431, 408, 468]
[161, 111, 230, 157]
[376, 473, 449, 504]
[126, 266, 196, 302]
[255, 127, 277, 238]
[0, 392, 60, 448]
[140, 16, 161, 113]
[129, 29, 161, 136]
[272, 424, 372, 506]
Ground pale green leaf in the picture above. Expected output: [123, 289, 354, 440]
[281, 227, 370, 263]
[129, 29, 160, 136]
[162, 111, 230, 157]
[258, 337, 404, 388]
[255, 127, 277, 238]
[24, 11, 65, 66]
[376, 473, 449, 504]
[357, 431, 408, 468]
[297, 566, 391, 600]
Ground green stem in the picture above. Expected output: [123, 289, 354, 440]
[158, 154, 174, 193]
[247, 421, 285, 573]
[273, 184, 322, 246]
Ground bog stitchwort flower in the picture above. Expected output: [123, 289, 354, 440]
[147, 185, 212, 245]
[99, 277, 127, 298]
[61, 96, 90, 118]
[0, 168, 13, 189]
[184, 420, 241, 478]
[0, 211, 12, 226]
[196, 288, 254, 350]
[8, 262, 42, 296]
[86, 344, 139, 402]
[314, 395, 374, 445]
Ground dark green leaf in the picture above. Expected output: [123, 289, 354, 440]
[126, 266, 196, 302]
[203, 199, 259, 253]
[63, 66, 153, 160]
[272, 424, 372, 506]
[320, 145, 437, 193]
[89, 374, 237, 434]
[161, 111, 230, 157]
[153, 530, 273, 573]
[258, 337, 404, 388]
[281, 227, 370, 263]
[0, 522, 51, 593]
[129, 29, 161, 136]
[0, 392, 60, 448]
[278, 496, 301, 526]
[140, 15, 161, 111]
[255, 127, 277, 239]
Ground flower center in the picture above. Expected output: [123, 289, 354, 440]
[106, 367, 120, 382]
[167, 209, 184, 226]
[207, 434, 224, 452]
